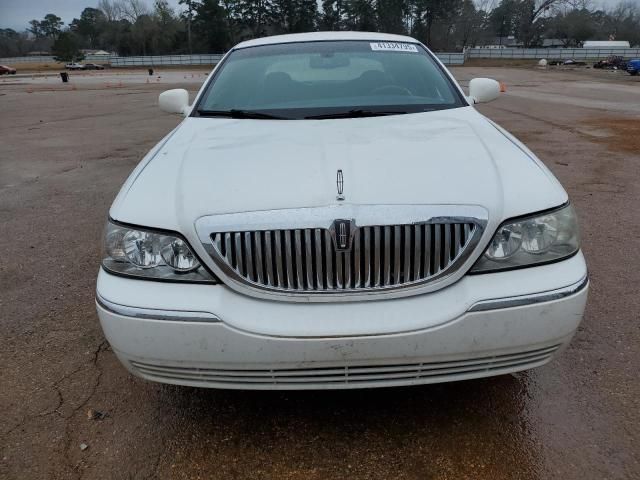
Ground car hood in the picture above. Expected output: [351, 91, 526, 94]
[111, 106, 566, 238]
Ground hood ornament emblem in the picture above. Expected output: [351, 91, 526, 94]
[336, 169, 345, 201]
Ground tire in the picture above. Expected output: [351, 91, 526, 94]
[630, 71, 638, 76]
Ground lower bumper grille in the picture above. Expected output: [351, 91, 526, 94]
[130, 345, 560, 389]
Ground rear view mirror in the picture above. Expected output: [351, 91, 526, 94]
[468, 78, 500, 104]
[310, 54, 350, 69]
[159, 89, 190, 115]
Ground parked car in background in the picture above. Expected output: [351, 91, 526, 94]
[0, 65, 17, 75]
[65, 63, 85, 70]
[593, 56, 627, 70]
[84, 63, 106, 70]
[627, 59, 640, 76]
[97, 32, 588, 390]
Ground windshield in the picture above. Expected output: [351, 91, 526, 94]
[194, 40, 465, 119]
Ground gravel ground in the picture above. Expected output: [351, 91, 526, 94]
[1, 66, 639, 479]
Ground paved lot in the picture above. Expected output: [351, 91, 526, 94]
[1, 67, 639, 479]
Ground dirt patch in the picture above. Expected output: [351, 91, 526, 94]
[581, 117, 640, 153]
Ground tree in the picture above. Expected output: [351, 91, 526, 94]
[455, 0, 485, 48]
[343, 0, 377, 31]
[120, 0, 150, 22]
[235, 0, 275, 37]
[272, 0, 319, 33]
[193, 0, 231, 51]
[70, 8, 107, 48]
[28, 20, 44, 38]
[179, 0, 198, 54]
[411, 0, 463, 47]
[321, 0, 345, 30]
[41, 14, 64, 37]
[377, 0, 407, 34]
[52, 32, 84, 62]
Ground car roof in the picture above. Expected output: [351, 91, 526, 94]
[234, 31, 421, 50]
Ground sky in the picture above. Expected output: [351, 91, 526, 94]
[0, 0, 184, 30]
[0, 0, 636, 31]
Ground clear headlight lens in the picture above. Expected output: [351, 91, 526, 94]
[471, 204, 579, 273]
[102, 221, 218, 283]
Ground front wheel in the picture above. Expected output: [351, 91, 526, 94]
[630, 71, 638, 76]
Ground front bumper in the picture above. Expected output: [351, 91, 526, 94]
[96, 252, 588, 389]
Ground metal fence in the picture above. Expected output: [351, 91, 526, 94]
[4, 48, 640, 67]
[467, 47, 640, 60]
[0, 55, 56, 63]
[0, 54, 114, 64]
[109, 54, 224, 66]
[2, 52, 465, 67]
[435, 53, 465, 65]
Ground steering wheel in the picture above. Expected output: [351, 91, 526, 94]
[370, 85, 413, 96]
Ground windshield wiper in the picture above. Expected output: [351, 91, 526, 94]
[305, 109, 408, 120]
[197, 109, 287, 120]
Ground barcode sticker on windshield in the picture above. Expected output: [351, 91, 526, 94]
[370, 42, 418, 53]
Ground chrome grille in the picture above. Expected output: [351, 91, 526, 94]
[209, 222, 478, 292]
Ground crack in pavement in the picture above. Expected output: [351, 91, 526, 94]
[60, 339, 109, 480]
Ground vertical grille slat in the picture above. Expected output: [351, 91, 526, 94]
[324, 230, 334, 289]
[283, 230, 294, 289]
[274, 231, 284, 288]
[353, 229, 361, 288]
[393, 226, 401, 285]
[373, 226, 381, 287]
[264, 231, 274, 286]
[344, 251, 352, 289]
[363, 227, 371, 288]
[244, 232, 254, 281]
[209, 218, 479, 296]
[432, 225, 441, 275]
[304, 229, 314, 290]
[314, 229, 324, 290]
[423, 224, 431, 278]
[234, 233, 244, 276]
[254, 232, 264, 284]
[403, 225, 411, 283]
[443, 224, 451, 269]
[453, 224, 461, 259]
[383, 226, 391, 287]
[413, 225, 422, 281]
[336, 251, 344, 289]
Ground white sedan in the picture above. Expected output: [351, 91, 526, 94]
[96, 32, 588, 389]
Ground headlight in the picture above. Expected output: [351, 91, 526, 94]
[471, 204, 579, 273]
[102, 221, 218, 283]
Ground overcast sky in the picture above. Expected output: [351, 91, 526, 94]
[0, 0, 183, 30]
[0, 0, 636, 30]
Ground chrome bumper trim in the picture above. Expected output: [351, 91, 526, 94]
[96, 294, 221, 323]
[467, 275, 588, 312]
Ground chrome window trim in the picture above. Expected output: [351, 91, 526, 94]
[467, 274, 588, 312]
[194, 204, 489, 302]
[96, 294, 221, 323]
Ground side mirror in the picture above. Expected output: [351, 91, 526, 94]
[159, 89, 190, 115]
[468, 78, 501, 104]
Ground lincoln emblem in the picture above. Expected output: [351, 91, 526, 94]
[332, 219, 353, 251]
[336, 169, 345, 201]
